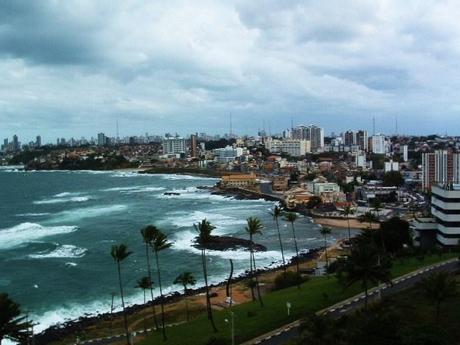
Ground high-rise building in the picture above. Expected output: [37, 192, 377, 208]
[343, 131, 356, 146]
[413, 183, 460, 247]
[292, 125, 324, 151]
[12, 135, 20, 152]
[356, 130, 368, 151]
[162, 137, 186, 155]
[97, 133, 106, 146]
[371, 134, 386, 154]
[36, 135, 42, 148]
[402, 145, 409, 162]
[422, 150, 460, 191]
[190, 134, 198, 158]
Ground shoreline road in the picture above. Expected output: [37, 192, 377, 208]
[242, 258, 459, 345]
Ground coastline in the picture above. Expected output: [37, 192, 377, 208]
[34, 248, 323, 345]
[21, 169, 357, 344]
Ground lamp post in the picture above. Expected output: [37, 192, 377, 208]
[225, 311, 235, 345]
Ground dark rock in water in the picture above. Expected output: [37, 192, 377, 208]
[163, 192, 181, 196]
[193, 235, 266, 252]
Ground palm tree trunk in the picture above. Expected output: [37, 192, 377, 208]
[252, 252, 264, 307]
[154, 251, 167, 341]
[275, 218, 286, 273]
[324, 235, 329, 275]
[202, 249, 218, 332]
[347, 216, 351, 242]
[436, 300, 441, 324]
[249, 234, 256, 301]
[145, 244, 159, 330]
[183, 286, 190, 322]
[364, 280, 369, 309]
[143, 290, 147, 334]
[291, 222, 301, 280]
[117, 262, 130, 345]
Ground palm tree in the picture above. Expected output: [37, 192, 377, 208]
[246, 217, 264, 307]
[150, 229, 172, 341]
[320, 227, 332, 272]
[110, 244, 133, 345]
[336, 241, 392, 308]
[0, 293, 32, 345]
[136, 277, 152, 334]
[140, 225, 159, 330]
[270, 205, 286, 272]
[344, 205, 353, 242]
[194, 219, 218, 332]
[358, 211, 378, 230]
[284, 212, 301, 278]
[174, 272, 196, 322]
[418, 271, 458, 323]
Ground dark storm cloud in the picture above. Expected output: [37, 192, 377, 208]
[1, 0, 460, 142]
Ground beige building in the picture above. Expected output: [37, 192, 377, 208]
[221, 173, 257, 188]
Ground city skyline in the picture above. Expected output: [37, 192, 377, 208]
[2, 1, 460, 141]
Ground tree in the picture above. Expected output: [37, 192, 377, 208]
[358, 211, 378, 230]
[336, 240, 392, 307]
[284, 212, 301, 286]
[150, 229, 172, 340]
[140, 225, 159, 330]
[418, 272, 458, 323]
[297, 314, 347, 345]
[136, 277, 153, 334]
[194, 219, 218, 332]
[383, 171, 405, 187]
[379, 217, 412, 254]
[270, 205, 286, 272]
[320, 227, 332, 272]
[344, 205, 353, 242]
[0, 293, 32, 345]
[245, 217, 264, 307]
[111, 244, 133, 345]
[174, 272, 196, 322]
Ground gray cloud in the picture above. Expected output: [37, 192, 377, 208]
[0, 0, 460, 142]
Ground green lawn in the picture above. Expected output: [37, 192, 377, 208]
[138, 253, 458, 345]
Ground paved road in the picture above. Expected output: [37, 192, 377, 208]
[244, 258, 459, 345]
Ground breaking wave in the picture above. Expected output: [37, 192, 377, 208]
[29, 245, 87, 259]
[0, 223, 78, 250]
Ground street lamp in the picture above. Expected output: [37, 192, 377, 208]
[224, 311, 235, 345]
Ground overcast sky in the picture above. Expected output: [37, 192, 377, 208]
[1, 0, 460, 142]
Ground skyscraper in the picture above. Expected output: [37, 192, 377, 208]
[356, 130, 368, 151]
[292, 125, 324, 151]
[12, 135, 20, 151]
[36, 135, 42, 148]
[97, 133, 106, 146]
[371, 134, 386, 154]
[190, 134, 198, 158]
[422, 150, 460, 191]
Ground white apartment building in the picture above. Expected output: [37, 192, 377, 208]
[413, 183, 460, 247]
[162, 137, 187, 154]
[371, 134, 387, 154]
[214, 145, 243, 163]
[265, 138, 311, 157]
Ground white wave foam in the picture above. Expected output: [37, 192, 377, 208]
[16, 213, 51, 217]
[102, 185, 165, 193]
[29, 245, 87, 259]
[50, 205, 127, 223]
[54, 192, 83, 197]
[157, 186, 230, 201]
[34, 196, 90, 205]
[163, 210, 246, 230]
[159, 174, 218, 181]
[171, 230, 287, 262]
[65, 262, 78, 267]
[0, 223, 78, 250]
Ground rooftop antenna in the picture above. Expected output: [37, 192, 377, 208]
[116, 118, 119, 141]
[395, 115, 398, 136]
[229, 112, 233, 138]
[372, 116, 376, 136]
[291, 117, 294, 130]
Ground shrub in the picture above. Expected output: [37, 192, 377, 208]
[273, 271, 305, 290]
[205, 337, 230, 345]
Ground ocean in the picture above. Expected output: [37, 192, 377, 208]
[0, 169, 347, 334]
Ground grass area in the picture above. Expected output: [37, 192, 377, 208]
[136, 253, 458, 345]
